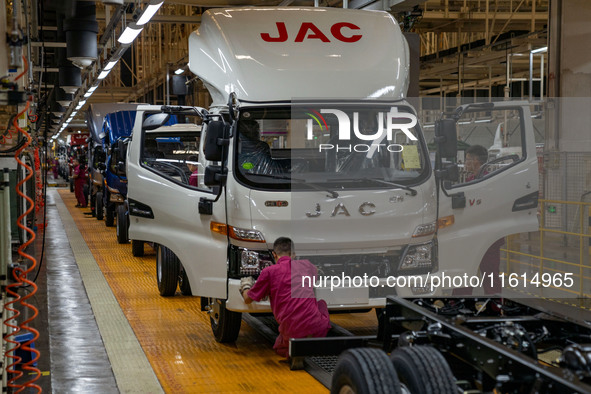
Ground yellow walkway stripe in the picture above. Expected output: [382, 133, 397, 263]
[58, 190, 331, 393]
[55, 190, 164, 394]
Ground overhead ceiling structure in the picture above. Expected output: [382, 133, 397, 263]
[413, 0, 549, 97]
[8, 0, 548, 140]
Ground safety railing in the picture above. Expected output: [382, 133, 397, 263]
[504, 198, 591, 298]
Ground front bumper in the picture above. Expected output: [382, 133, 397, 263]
[224, 277, 439, 313]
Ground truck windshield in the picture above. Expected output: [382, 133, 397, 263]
[234, 105, 430, 190]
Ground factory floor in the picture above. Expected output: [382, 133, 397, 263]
[17, 187, 378, 393]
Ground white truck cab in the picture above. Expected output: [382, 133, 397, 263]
[126, 7, 539, 343]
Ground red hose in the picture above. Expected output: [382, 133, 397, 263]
[4, 282, 23, 389]
[1, 56, 28, 145]
[12, 99, 42, 392]
[13, 55, 29, 82]
[34, 148, 44, 213]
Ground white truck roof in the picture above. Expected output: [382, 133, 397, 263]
[188, 7, 409, 106]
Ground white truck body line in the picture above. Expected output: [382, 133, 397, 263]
[188, 7, 409, 105]
[127, 8, 539, 317]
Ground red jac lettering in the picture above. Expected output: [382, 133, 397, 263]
[260, 22, 362, 43]
[295, 22, 330, 42]
[330, 22, 362, 43]
[260, 22, 288, 42]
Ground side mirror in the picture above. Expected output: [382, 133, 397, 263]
[203, 121, 230, 162]
[204, 165, 227, 187]
[435, 163, 459, 182]
[434, 119, 458, 159]
[143, 113, 170, 131]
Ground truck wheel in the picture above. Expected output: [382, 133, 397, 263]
[331, 348, 401, 394]
[390, 346, 456, 394]
[96, 192, 104, 220]
[116, 204, 129, 244]
[157, 244, 179, 296]
[208, 298, 241, 343]
[105, 204, 115, 227]
[90, 193, 96, 217]
[69, 178, 74, 192]
[179, 265, 192, 296]
[131, 240, 144, 257]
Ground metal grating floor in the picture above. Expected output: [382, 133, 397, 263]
[308, 356, 340, 374]
[56, 189, 379, 392]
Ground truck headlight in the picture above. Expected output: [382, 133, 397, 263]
[230, 227, 265, 243]
[240, 249, 273, 276]
[412, 222, 437, 237]
[399, 240, 437, 275]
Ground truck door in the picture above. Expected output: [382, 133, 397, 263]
[436, 102, 540, 292]
[127, 115, 228, 299]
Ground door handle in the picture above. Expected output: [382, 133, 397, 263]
[451, 192, 466, 209]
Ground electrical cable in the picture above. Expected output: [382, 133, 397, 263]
[12, 98, 42, 393]
[0, 138, 27, 154]
[23, 126, 48, 286]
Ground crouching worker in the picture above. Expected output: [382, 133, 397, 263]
[240, 237, 331, 358]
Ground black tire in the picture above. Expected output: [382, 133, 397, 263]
[131, 240, 144, 257]
[69, 178, 74, 192]
[96, 192, 104, 220]
[179, 265, 192, 296]
[390, 346, 456, 394]
[331, 348, 402, 394]
[157, 245, 179, 296]
[208, 298, 242, 343]
[116, 204, 129, 244]
[90, 193, 96, 217]
[105, 204, 115, 227]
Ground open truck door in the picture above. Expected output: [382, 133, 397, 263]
[127, 106, 230, 302]
[435, 101, 539, 294]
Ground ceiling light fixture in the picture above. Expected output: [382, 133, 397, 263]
[531, 46, 548, 54]
[118, 22, 143, 45]
[104, 60, 119, 71]
[136, 0, 164, 25]
[98, 69, 111, 80]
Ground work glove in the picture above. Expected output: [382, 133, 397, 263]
[239, 276, 255, 297]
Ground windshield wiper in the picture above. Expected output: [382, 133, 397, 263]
[247, 173, 339, 198]
[362, 178, 418, 196]
[329, 177, 418, 196]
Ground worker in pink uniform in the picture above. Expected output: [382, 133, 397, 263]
[72, 158, 88, 207]
[241, 237, 331, 358]
[52, 157, 59, 179]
